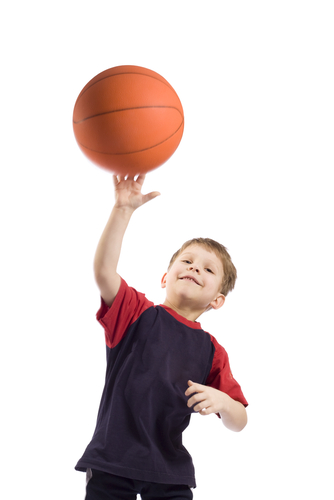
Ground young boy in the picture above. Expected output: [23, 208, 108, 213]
[75, 174, 248, 500]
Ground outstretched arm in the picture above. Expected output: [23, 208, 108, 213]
[185, 380, 247, 432]
[94, 174, 160, 306]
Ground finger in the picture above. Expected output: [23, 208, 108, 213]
[193, 400, 209, 413]
[187, 393, 205, 408]
[186, 392, 203, 407]
[142, 191, 161, 204]
[199, 407, 211, 416]
[189, 381, 204, 390]
[185, 381, 203, 396]
[200, 404, 217, 416]
[136, 173, 146, 186]
[195, 399, 216, 414]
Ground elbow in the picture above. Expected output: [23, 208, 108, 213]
[235, 417, 248, 432]
[220, 404, 248, 432]
[94, 257, 104, 282]
[235, 408, 248, 432]
[94, 267, 105, 287]
[94, 261, 111, 287]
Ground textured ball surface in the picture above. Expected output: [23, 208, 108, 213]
[73, 65, 184, 175]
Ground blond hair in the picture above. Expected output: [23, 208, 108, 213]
[168, 237, 237, 296]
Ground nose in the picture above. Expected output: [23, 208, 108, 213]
[188, 264, 200, 273]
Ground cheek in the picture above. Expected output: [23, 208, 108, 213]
[171, 265, 182, 277]
[210, 277, 222, 293]
[165, 270, 177, 286]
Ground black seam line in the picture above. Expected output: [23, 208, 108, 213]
[76, 120, 184, 156]
[73, 106, 183, 125]
[78, 71, 175, 100]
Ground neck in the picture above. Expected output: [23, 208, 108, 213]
[162, 299, 206, 322]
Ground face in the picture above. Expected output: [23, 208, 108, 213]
[161, 245, 226, 317]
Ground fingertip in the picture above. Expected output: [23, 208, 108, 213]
[137, 173, 146, 183]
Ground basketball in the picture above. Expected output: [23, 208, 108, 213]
[73, 65, 184, 175]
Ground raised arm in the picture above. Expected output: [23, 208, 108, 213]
[94, 174, 160, 306]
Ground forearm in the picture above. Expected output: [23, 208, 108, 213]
[219, 394, 247, 432]
[94, 205, 134, 280]
[93, 175, 160, 306]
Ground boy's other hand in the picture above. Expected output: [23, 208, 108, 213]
[185, 380, 227, 416]
[113, 174, 160, 211]
[185, 380, 248, 431]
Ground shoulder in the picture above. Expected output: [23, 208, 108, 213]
[97, 278, 155, 348]
[98, 278, 153, 317]
[207, 333, 228, 359]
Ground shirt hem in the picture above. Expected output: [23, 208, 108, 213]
[75, 459, 196, 488]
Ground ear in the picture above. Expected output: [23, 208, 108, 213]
[161, 272, 168, 289]
[210, 293, 225, 311]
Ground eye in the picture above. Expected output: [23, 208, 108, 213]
[205, 268, 214, 273]
[183, 260, 192, 264]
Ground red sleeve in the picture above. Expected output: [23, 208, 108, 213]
[205, 335, 248, 416]
[96, 278, 154, 348]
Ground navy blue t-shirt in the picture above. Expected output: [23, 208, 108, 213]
[75, 278, 248, 487]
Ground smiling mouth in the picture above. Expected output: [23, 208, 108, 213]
[180, 276, 201, 285]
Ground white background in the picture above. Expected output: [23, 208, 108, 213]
[1, 1, 333, 499]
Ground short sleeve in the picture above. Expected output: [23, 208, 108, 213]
[205, 335, 248, 415]
[96, 278, 154, 348]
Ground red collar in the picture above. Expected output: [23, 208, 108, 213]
[159, 305, 202, 330]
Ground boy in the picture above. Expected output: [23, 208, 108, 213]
[75, 174, 248, 499]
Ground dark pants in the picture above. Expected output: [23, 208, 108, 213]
[85, 469, 193, 500]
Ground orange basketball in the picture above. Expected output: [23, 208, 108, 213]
[73, 65, 184, 175]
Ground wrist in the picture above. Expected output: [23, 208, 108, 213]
[217, 392, 231, 416]
[113, 204, 135, 218]
[219, 396, 247, 432]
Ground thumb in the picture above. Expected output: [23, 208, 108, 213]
[142, 191, 161, 204]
